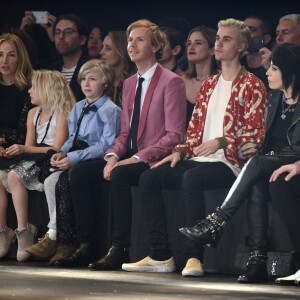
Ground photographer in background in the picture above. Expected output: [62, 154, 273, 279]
[260, 14, 300, 70]
[243, 15, 273, 89]
[20, 11, 60, 68]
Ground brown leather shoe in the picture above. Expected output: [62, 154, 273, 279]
[26, 234, 57, 259]
[49, 243, 77, 264]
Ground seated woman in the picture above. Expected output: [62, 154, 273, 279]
[100, 31, 136, 107]
[180, 43, 300, 283]
[0, 33, 33, 156]
[269, 163, 300, 285]
[0, 70, 74, 262]
[26, 59, 121, 264]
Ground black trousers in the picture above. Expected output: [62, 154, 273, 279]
[110, 162, 149, 248]
[69, 159, 107, 244]
[269, 173, 300, 251]
[139, 160, 236, 261]
[221, 154, 300, 251]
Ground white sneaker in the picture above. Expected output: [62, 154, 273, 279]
[182, 258, 204, 277]
[275, 269, 300, 285]
[122, 256, 176, 273]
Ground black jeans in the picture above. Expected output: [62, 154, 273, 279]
[269, 173, 300, 251]
[220, 154, 299, 251]
[69, 159, 107, 244]
[139, 160, 236, 261]
[110, 162, 150, 248]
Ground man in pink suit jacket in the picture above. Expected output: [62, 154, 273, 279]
[58, 19, 186, 268]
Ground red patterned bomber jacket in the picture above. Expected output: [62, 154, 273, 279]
[175, 67, 267, 169]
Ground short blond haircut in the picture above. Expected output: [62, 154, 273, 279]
[78, 59, 115, 99]
[218, 18, 250, 49]
[126, 19, 165, 60]
[32, 70, 75, 118]
[0, 33, 33, 90]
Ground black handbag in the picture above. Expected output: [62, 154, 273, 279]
[235, 251, 300, 278]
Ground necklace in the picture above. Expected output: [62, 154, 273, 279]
[281, 96, 297, 120]
[0, 79, 15, 86]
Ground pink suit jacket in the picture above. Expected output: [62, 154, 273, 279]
[106, 64, 186, 166]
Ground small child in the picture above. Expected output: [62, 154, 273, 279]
[26, 59, 121, 263]
[0, 70, 75, 262]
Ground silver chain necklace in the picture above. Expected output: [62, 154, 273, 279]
[281, 95, 297, 120]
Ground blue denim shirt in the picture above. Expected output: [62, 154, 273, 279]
[60, 95, 121, 166]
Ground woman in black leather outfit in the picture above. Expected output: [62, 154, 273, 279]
[180, 43, 300, 283]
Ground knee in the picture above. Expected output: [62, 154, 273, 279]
[181, 169, 202, 189]
[110, 165, 127, 183]
[7, 171, 20, 187]
[139, 169, 160, 190]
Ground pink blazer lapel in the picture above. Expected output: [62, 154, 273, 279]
[137, 65, 163, 140]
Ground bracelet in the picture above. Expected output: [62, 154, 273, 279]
[215, 137, 228, 149]
[174, 147, 186, 159]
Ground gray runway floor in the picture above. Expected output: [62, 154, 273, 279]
[0, 260, 299, 300]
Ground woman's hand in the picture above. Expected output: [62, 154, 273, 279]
[269, 161, 300, 182]
[4, 144, 25, 157]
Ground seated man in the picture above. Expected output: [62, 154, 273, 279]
[122, 18, 267, 277]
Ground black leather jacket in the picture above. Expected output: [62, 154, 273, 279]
[260, 89, 300, 155]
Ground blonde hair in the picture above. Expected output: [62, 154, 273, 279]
[218, 18, 250, 48]
[78, 59, 115, 99]
[0, 33, 33, 90]
[32, 70, 75, 118]
[127, 19, 165, 60]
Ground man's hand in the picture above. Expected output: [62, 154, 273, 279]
[103, 156, 118, 181]
[193, 139, 220, 157]
[259, 47, 272, 70]
[151, 152, 181, 169]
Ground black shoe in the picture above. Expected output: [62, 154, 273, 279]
[88, 246, 129, 271]
[54, 243, 96, 268]
[237, 250, 268, 283]
[179, 207, 228, 247]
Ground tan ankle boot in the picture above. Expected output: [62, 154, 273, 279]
[0, 226, 16, 258]
[15, 223, 38, 262]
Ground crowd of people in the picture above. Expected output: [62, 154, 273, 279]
[0, 9, 300, 286]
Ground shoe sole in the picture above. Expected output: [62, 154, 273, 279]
[182, 270, 204, 277]
[122, 265, 176, 273]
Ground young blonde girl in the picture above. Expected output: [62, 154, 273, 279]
[0, 70, 75, 262]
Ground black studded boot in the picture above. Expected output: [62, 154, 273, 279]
[179, 207, 229, 247]
[238, 250, 268, 283]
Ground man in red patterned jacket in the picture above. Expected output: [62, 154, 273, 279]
[122, 18, 267, 276]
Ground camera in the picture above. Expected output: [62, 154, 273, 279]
[32, 11, 48, 24]
[248, 37, 264, 53]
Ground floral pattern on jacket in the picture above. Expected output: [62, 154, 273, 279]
[175, 67, 267, 168]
